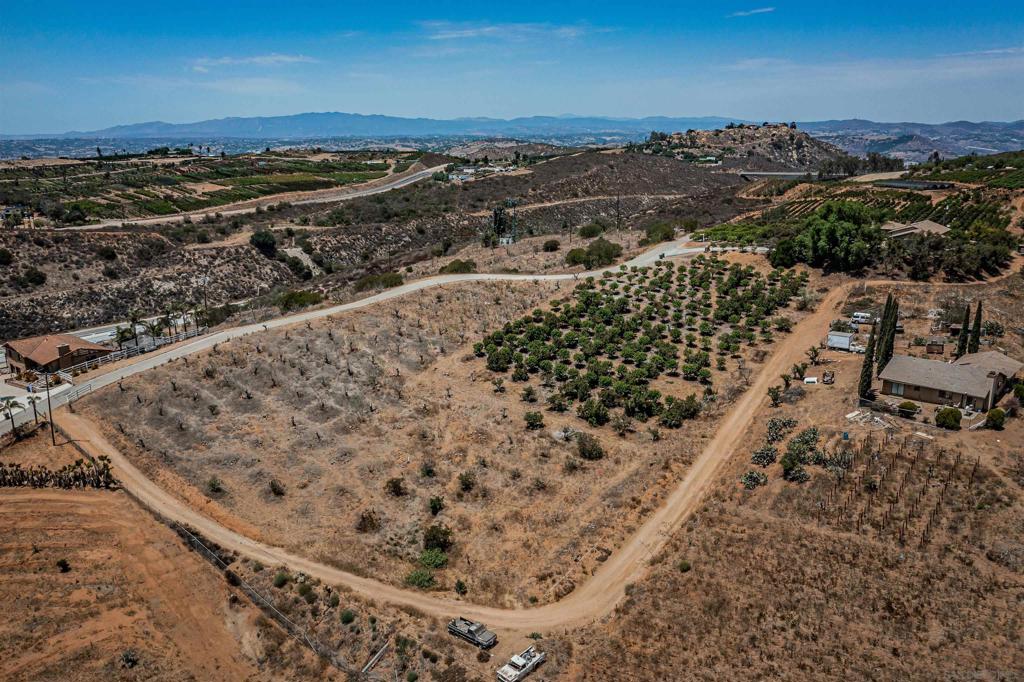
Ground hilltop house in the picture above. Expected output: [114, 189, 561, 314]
[880, 219, 951, 239]
[3, 333, 112, 376]
[878, 350, 1022, 412]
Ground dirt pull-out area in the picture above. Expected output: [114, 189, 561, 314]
[0, 434, 325, 682]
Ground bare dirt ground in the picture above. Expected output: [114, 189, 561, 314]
[569, 271, 1024, 681]
[75, 255, 821, 614]
[0, 433, 324, 681]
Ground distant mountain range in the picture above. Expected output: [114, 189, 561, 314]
[2, 113, 1022, 162]
[6, 113, 744, 140]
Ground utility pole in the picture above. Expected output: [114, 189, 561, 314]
[201, 275, 211, 327]
[44, 372, 55, 446]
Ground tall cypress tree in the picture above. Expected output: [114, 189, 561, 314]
[968, 300, 983, 355]
[955, 306, 971, 358]
[859, 323, 877, 399]
[875, 293, 893, 362]
[877, 299, 899, 373]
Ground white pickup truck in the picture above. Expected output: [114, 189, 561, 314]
[496, 646, 546, 682]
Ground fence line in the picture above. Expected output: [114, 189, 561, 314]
[16, 328, 208, 394]
[170, 522, 361, 676]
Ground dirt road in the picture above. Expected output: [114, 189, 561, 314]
[21, 248, 1023, 635]
[52, 274, 850, 635]
[65, 164, 445, 230]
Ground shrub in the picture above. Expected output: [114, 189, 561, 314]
[250, 230, 277, 257]
[524, 411, 545, 430]
[741, 470, 768, 489]
[273, 571, 289, 588]
[95, 245, 118, 261]
[751, 445, 777, 467]
[420, 548, 448, 568]
[354, 271, 403, 292]
[385, 477, 407, 496]
[340, 609, 356, 624]
[659, 394, 701, 428]
[423, 524, 453, 551]
[542, 239, 561, 252]
[1014, 383, 1024, 401]
[429, 496, 444, 516]
[454, 579, 468, 595]
[641, 222, 675, 245]
[120, 649, 139, 669]
[565, 237, 623, 269]
[576, 432, 605, 461]
[405, 568, 435, 589]
[458, 471, 476, 492]
[275, 289, 323, 312]
[407, 673, 419, 682]
[269, 479, 286, 496]
[985, 407, 1005, 430]
[206, 476, 224, 494]
[935, 406, 962, 430]
[439, 259, 476, 274]
[0, 248, 12, 266]
[677, 560, 692, 573]
[898, 401, 920, 413]
[356, 509, 380, 533]
[578, 222, 603, 238]
[56, 558, 71, 573]
[23, 267, 46, 286]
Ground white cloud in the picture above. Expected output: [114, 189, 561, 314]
[421, 21, 590, 42]
[191, 53, 318, 72]
[942, 45, 1024, 58]
[727, 7, 775, 18]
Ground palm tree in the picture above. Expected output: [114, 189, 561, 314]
[114, 325, 134, 351]
[160, 313, 174, 338]
[26, 395, 42, 424]
[1, 397, 19, 436]
[128, 309, 143, 347]
[144, 320, 164, 345]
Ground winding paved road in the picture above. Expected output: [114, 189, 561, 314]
[65, 164, 446, 230]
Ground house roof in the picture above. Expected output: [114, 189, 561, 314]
[878, 355, 993, 398]
[907, 219, 951, 236]
[3, 333, 110, 367]
[953, 350, 1023, 378]
[880, 219, 950, 238]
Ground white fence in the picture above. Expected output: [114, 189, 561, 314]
[21, 327, 208, 393]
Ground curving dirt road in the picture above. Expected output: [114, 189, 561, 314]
[27, 248, 1024, 635]
[54, 282, 849, 633]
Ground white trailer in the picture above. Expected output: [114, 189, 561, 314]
[827, 331, 855, 351]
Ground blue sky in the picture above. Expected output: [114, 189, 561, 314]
[1, 1, 1022, 133]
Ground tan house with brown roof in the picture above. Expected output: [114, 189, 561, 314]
[878, 351, 1022, 411]
[3, 333, 113, 375]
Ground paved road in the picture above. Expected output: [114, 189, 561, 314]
[64, 165, 445, 230]
[0, 237, 705, 434]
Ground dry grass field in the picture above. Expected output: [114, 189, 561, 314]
[569, 271, 1024, 681]
[77, 253, 819, 610]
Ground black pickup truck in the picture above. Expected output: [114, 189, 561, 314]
[447, 617, 497, 649]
